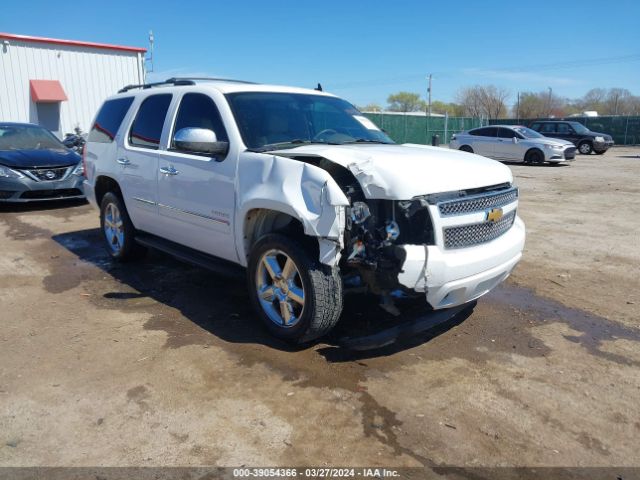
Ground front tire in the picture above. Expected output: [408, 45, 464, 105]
[459, 145, 473, 153]
[578, 141, 593, 155]
[524, 149, 544, 164]
[99, 192, 147, 261]
[247, 233, 343, 343]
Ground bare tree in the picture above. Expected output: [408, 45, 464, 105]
[456, 85, 510, 119]
[514, 91, 567, 118]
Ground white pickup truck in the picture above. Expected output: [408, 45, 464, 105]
[83, 78, 525, 343]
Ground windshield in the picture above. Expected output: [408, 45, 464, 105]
[513, 126, 543, 139]
[569, 122, 590, 134]
[0, 125, 65, 151]
[225, 92, 394, 151]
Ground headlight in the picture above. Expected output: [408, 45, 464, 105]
[594, 136, 605, 142]
[0, 165, 24, 179]
[72, 163, 84, 176]
[544, 144, 563, 150]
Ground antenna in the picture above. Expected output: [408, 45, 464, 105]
[145, 30, 154, 74]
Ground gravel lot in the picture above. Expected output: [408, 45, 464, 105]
[0, 147, 638, 471]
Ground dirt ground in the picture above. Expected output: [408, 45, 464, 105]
[0, 147, 638, 472]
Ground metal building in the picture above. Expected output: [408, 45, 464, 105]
[0, 32, 146, 138]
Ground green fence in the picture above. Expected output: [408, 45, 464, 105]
[489, 116, 640, 145]
[363, 113, 483, 145]
[363, 113, 640, 146]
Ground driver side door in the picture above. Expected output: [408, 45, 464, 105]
[155, 92, 238, 262]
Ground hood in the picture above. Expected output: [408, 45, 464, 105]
[272, 143, 513, 200]
[0, 148, 80, 169]
[530, 137, 574, 148]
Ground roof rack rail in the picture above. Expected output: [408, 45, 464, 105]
[118, 78, 195, 93]
[167, 76, 257, 85]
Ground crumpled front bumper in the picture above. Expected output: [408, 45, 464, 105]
[396, 216, 525, 309]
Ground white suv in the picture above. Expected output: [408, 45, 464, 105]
[83, 78, 525, 343]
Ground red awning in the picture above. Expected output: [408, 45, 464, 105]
[29, 80, 68, 102]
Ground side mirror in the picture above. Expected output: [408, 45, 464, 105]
[173, 128, 229, 158]
[512, 136, 518, 144]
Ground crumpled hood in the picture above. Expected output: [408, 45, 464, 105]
[0, 148, 80, 169]
[272, 143, 513, 200]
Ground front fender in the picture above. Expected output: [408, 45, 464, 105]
[235, 153, 349, 266]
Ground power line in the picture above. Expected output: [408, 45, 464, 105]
[327, 54, 640, 91]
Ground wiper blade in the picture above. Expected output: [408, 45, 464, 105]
[340, 139, 393, 145]
[251, 139, 337, 153]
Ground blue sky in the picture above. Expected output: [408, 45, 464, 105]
[4, 0, 639, 108]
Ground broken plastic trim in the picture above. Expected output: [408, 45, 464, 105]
[336, 302, 473, 350]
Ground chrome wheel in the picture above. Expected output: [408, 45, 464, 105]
[103, 202, 124, 254]
[255, 249, 305, 327]
[579, 143, 592, 154]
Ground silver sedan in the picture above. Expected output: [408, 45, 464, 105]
[450, 125, 576, 164]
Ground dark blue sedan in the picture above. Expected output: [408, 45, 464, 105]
[0, 122, 85, 202]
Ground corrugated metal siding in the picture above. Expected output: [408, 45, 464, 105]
[0, 39, 144, 136]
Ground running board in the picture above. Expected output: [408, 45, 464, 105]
[135, 232, 245, 279]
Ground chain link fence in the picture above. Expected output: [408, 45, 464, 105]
[363, 112, 640, 146]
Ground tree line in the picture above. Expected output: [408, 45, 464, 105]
[359, 87, 640, 118]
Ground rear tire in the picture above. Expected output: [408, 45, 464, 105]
[459, 145, 473, 153]
[247, 233, 343, 344]
[99, 192, 147, 262]
[578, 141, 593, 155]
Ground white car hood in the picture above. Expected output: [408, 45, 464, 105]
[272, 143, 513, 200]
[530, 137, 574, 147]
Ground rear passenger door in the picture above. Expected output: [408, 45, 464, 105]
[155, 92, 237, 262]
[468, 127, 498, 157]
[119, 93, 172, 233]
[538, 122, 558, 139]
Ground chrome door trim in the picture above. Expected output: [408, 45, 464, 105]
[132, 197, 157, 206]
[157, 203, 230, 225]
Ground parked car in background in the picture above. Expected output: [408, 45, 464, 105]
[450, 125, 576, 164]
[529, 120, 614, 155]
[0, 122, 84, 202]
[83, 77, 525, 344]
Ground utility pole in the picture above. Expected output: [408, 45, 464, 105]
[547, 87, 553, 117]
[427, 74, 432, 117]
[516, 91, 520, 122]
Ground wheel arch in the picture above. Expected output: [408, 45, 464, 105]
[235, 154, 350, 268]
[94, 175, 122, 207]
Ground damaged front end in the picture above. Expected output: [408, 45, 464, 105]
[280, 154, 436, 309]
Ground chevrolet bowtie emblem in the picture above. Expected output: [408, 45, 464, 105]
[486, 207, 504, 223]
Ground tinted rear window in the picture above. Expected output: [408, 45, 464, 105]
[129, 94, 172, 149]
[89, 97, 134, 143]
[470, 127, 497, 137]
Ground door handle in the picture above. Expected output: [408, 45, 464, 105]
[160, 166, 179, 176]
[117, 157, 131, 166]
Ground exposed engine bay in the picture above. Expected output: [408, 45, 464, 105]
[288, 156, 436, 303]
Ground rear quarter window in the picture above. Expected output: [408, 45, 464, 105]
[88, 97, 134, 143]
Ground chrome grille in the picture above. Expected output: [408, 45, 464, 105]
[438, 187, 518, 216]
[444, 210, 516, 249]
[26, 167, 70, 182]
